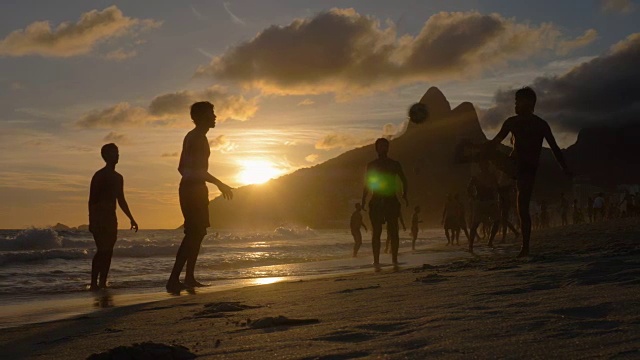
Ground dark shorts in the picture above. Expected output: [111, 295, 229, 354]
[180, 182, 209, 236]
[90, 220, 117, 252]
[369, 196, 400, 226]
[351, 228, 362, 242]
[444, 216, 460, 230]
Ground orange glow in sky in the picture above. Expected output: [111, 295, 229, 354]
[236, 159, 284, 185]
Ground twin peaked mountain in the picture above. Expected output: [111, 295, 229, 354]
[208, 87, 639, 228]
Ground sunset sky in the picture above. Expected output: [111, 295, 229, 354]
[1, 0, 638, 228]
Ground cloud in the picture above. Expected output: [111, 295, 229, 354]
[315, 133, 374, 150]
[103, 131, 129, 144]
[0, 6, 161, 57]
[161, 152, 179, 158]
[297, 98, 315, 106]
[196, 9, 595, 96]
[10, 82, 26, 91]
[77, 103, 148, 128]
[305, 153, 319, 162]
[482, 33, 640, 132]
[77, 86, 258, 128]
[208, 135, 237, 152]
[382, 120, 409, 139]
[223, 2, 246, 26]
[105, 48, 137, 61]
[148, 85, 258, 121]
[601, 0, 636, 14]
[557, 29, 598, 55]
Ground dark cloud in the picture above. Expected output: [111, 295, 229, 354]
[103, 131, 129, 144]
[196, 8, 595, 96]
[482, 33, 640, 132]
[315, 133, 374, 150]
[208, 135, 237, 152]
[0, 6, 161, 57]
[77, 86, 258, 129]
[601, 0, 636, 14]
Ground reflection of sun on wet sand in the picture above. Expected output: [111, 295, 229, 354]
[2, 218, 640, 359]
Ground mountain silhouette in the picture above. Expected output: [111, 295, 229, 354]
[208, 87, 638, 228]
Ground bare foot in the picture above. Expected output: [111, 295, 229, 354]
[166, 281, 186, 294]
[89, 284, 100, 291]
[185, 280, 210, 288]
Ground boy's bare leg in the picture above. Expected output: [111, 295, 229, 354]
[516, 177, 535, 257]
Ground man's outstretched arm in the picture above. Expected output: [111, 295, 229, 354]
[397, 163, 409, 206]
[488, 119, 512, 146]
[116, 176, 138, 232]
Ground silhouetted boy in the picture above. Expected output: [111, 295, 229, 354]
[350, 203, 367, 257]
[362, 138, 408, 266]
[89, 143, 138, 291]
[489, 87, 571, 257]
[166, 102, 233, 293]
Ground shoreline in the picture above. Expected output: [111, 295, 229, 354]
[2, 218, 639, 359]
[0, 240, 471, 330]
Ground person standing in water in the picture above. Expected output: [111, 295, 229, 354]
[362, 138, 408, 266]
[89, 143, 138, 291]
[410, 206, 422, 250]
[166, 102, 233, 293]
[350, 203, 367, 257]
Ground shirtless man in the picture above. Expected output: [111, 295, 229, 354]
[488, 87, 571, 257]
[350, 203, 367, 257]
[166, 102, 233, 293]
[89, 143, 138, 291]
[361, 138, 408, 266]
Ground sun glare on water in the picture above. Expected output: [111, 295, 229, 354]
[237, 159, 283, 185]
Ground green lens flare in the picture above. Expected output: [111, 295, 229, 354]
[367, 171, 399, 196]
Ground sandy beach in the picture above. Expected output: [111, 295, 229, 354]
[1, 218, 639, 359]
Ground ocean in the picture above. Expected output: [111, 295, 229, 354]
[0, 227, 463, 329]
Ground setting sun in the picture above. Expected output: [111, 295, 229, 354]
[237, 159, 284, 185]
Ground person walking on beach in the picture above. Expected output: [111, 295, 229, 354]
[593, 193, 605, 222]
[89, 143, 138, 291]
[442, 194, 457, 246]
[488, 87, 572, 257]
[362, 138, 408, 266]
[410, 206, 422, 250]
[166, 102, 233, 293]
[467, 160, 500, 252]
[350, 203, 367, 257]
[453, 193, 471, 244]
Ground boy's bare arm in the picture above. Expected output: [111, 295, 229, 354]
[543, 123, 571, 176]
[116, 176, 138, 231]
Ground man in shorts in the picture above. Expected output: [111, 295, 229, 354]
[166, 102, 233, 293]
[361, 138, 408, 266]
[89, 143, 138, 291]
[488, 87, 572, 257]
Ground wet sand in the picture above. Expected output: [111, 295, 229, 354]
[1, 218, 639, 359]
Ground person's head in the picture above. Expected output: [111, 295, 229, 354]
[101, 143, 119, 165]
[354, 203, 362, 211]
[414, 205, 421, 213]
[190, 101, 216, 128]
[515, 87, 536, 115]
[374, 138, 389, 157]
